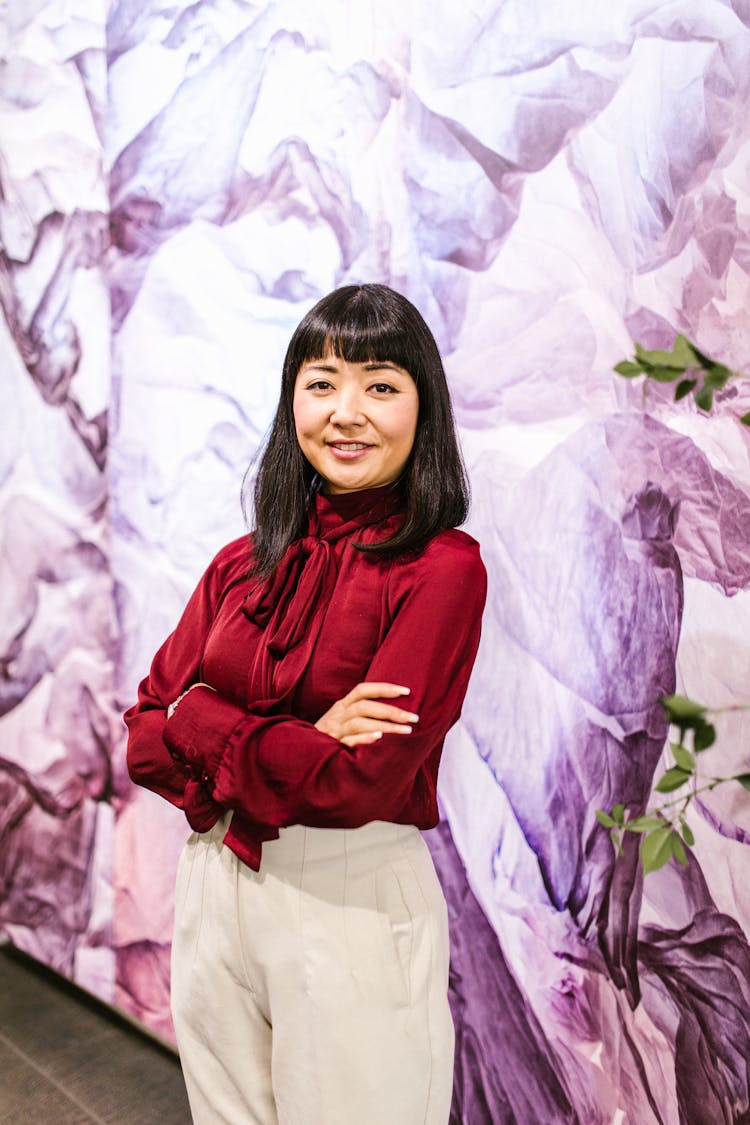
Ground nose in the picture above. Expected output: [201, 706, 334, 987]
[329, 386, 366, 428]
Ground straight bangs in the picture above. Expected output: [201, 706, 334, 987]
[290, 321, 416, 373]
[282, 286, 428, 390]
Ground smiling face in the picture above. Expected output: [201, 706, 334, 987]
[292, 351, 420, 494]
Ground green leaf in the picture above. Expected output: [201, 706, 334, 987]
[651, 366, 686, 384]
[641, 825, 675, 873]
[611, 803, 625, 826]
[703, 367, 731, 391]
[671, 833, 689, 866]
[596, 809, 616, 828]
[655, 766, 692, 793]
[633, 343, 655, 368]
[661, 695, 707, 721]
[624, 814, 664, 833]
[680, 821, 695, 847]
[734, 773, 750, 792]
[635, 342, 688, 370]
[674, 378, 697, 401]
[689, 341, 722, 369]
[695, 386, 714, 412]
[740, 412, 750, 427]
[672, 335, 699, 366]
[702, 357, 732, 375]
[688, 342, 733, 382]
[672, 743, 695, 772]
[614, 360, 646, 378]
[693, 720, 716, 753]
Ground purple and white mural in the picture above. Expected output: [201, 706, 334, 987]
[0, 1, 114, 999]
[2, 0, 750, 1120]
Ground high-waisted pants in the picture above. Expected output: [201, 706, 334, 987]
[170, 815, 455, 1125]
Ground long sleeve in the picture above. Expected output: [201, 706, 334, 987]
[162, 531, 487, 829]
[123, 536, 251, 813]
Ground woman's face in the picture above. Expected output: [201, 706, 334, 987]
[293, 351, 419, 494]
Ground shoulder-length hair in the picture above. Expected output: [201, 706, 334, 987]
[247, 283, 469, 576]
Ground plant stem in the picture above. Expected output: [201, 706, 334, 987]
[647, 778, 722, 814]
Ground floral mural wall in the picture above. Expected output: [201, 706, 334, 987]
[1, 1, 750, 1121]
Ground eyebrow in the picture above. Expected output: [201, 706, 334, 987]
[301, 361, 404, 374]
[302, 362, 339, 373]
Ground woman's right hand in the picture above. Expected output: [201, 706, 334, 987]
[314, 682, 419, 747]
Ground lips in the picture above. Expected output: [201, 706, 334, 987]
[326, 440, 374, 461]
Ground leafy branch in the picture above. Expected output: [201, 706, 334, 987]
[597, 695, 750, 874]
[602, 332, 750, 871]
[615, 334, 750, 425]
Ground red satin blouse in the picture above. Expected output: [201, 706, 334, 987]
[124, 485, 487, 870]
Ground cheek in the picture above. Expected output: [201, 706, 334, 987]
[391, 400, 419, 452]
[292, 396, 315, 443]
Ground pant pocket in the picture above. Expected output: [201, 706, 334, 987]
[174, 831, 199, 921]
[173, 822, 222, 955]
[375, 857, 426, 1010]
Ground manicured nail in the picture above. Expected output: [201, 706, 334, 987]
[398, 687, 411, 695]
[405, 712, 419, 722]
[372, 731, 383, 740]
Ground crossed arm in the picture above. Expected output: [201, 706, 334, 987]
[125, 535, 487, 830]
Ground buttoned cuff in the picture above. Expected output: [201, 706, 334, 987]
[182, 778, 224, 832]
[162, 685, 245, 783]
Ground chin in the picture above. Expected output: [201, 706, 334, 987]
[326, 482, 370, 494]
[325, 471, 380, 492]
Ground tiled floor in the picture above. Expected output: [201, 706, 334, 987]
[0, 944, 191, 1124]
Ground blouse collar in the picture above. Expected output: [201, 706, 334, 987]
[309, 482, 405, 542]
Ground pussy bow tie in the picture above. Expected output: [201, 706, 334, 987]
[242, 535, 335, 661]
[240, 486, 403, 703]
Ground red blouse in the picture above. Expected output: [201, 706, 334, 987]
[124, 485, 487, 870]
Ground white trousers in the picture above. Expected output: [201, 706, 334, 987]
[171, 815, 455, 1125]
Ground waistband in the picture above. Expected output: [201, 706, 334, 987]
[216, 813, 421, 870]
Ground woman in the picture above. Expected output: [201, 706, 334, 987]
[124, 283, 487, 1125]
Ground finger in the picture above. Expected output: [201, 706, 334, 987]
[341, 728, 414, 747]
[350, 701, 419, 723]
[343, 718, 414, 736]
[341, 731, 383, 748]
[347, 682, 412, 702]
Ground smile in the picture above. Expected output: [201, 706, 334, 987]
[327, 442, 374, 460]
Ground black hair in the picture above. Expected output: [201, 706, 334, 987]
[247, 283, 469, 576]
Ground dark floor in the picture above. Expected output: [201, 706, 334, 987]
[0, 944, 192, 1124]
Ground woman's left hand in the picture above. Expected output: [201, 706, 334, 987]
[314, 681, 419, 747]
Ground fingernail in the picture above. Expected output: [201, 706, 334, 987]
[372, 731, 383, 740]
[398, 687, 411, 695]
[406, 712, 419, 722]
